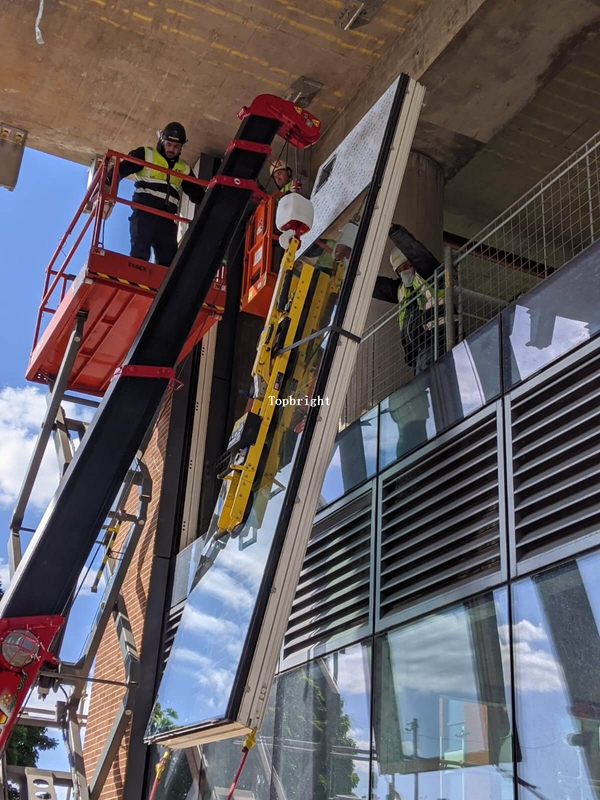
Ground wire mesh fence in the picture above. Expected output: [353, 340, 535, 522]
[342, 129, 600, 427]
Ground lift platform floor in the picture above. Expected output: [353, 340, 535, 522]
[26, 248, 225, 395]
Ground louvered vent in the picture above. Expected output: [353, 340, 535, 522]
[163, 601, 185, 669]
[379, 410, 501, 621]
[284, 488, 373, 660]
[510, 345, 600, 562]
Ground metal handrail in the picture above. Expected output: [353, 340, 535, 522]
[31, 150, 210, 353]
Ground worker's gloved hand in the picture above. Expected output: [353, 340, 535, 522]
[279, 229, 295, 250]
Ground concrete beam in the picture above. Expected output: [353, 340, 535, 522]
[313, 0, 489, 162]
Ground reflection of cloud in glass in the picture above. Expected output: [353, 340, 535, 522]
[510, 305, 589, 378]
[500, 620, 563, 693]
[182, 606, 241, 638]
[337, 649, 370, 696]
[197, 565, 255, 610]
[388, 612, 479, 696]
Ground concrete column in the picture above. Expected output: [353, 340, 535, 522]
[366, 150, 444, 329]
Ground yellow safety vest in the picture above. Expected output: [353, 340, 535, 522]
[134, 147, 191, 207]
[397, 274, 444, 330]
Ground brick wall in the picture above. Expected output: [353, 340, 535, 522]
[83, 394, 173, 800]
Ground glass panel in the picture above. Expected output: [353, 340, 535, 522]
[149, 194, 371, 738]
[503, 241, 600, 388]
[513, 551, 600, 800]
[379, 319, 500, 469]
[271, 643, 372, 800]
[146, 746, 198, 800]
[319, 406, 378, 508]
[373, 589, 513, 800]
[198, 679, 277, 800]
[171, 538, 206, 608]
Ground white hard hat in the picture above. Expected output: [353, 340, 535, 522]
[390, 246, 408, 271]
[270, 159, 290, 177]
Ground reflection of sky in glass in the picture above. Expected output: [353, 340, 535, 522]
[513, 552, 600, 800]
[379, 321, 500, 469]
[505, 246, 600, 387]
[320, 407, 378, 507]
[373, 590, 513, 800]
[150, 198, 369, 738]
[151, 485, 287, 727]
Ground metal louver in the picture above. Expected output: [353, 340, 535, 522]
[163, 601, 185, 668]
[378, 407, 502, 623]
[283, 487, 373, 663]
[509, 342, 600, 567]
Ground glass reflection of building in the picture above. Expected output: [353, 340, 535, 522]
[149, 174, 600, 797]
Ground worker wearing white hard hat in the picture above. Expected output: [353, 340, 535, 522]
[269, 159, 293, 195]
[373, 225, 444, 376]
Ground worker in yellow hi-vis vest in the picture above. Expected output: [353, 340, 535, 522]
[108, 122, 206, 266]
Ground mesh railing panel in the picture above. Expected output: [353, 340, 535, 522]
[342, 130, 600, 428]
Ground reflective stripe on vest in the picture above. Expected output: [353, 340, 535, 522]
[397, 275, 443, 329]
[134, 147, 191, 204]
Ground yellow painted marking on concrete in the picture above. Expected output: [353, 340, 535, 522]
[88, 0, 106, 7]
[333, 90, 343, 98]
[530, 101, 581, 124]
[132, 11, 153, 20]
[170, 1, 301, 80]
[519, 113, 574, 138]
[148, 1, 157, 5]
[99, 14, 126, 27]
[387, 5, 414, 17]
[318, 102, 337, 111]
[274, 0, 384, 44]
[208, 43, 286, 87]
[508, 127, 552, 146]
[59, 1, 79, 10]
[319, 0, 344, 8]
[487, 148, 546, 173]
[181, 0, 270, 33]
[569, 64, 600, 83]
[121, 7, 129, 12]
[167, 7, 195, 19]
[179, 0, 379, 57]
[376, 16, 405, 31]
[162, 23, 207, 42]
[556, 77, 600, 99]
[542, 89, 594, 113]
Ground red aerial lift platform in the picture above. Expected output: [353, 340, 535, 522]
[26, 150, 225, 396]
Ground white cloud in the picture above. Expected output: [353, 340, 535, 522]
[198, 565, 255, 610]
[0, 386, 61, 509]
[74, 565, 106, 597]
[0, 386, 94, 511]
[182, 606, 240, 638]
[337, 648, 370, 696]
[0, 558, 10, 592]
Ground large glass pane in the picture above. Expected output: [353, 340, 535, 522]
[373, 589, 513, 800]
[271, 643, 372, 800]
[380, 319, 500, 469]
[513, 551, 600, 800]
[503, 240, 600, 388]
[149, 195, 371, 737]
[319, 406, 378, 508]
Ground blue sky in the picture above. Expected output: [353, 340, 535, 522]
[0, 147, 136, 772]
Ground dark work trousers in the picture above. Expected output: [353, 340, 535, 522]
[129, 209, 178, 267]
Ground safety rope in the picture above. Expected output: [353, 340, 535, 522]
[225, 728, 257, 800]
[148, 747, 171, 800]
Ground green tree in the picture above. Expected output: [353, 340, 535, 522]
[5, 725, 57, 768]
[273, 663, 360, 800]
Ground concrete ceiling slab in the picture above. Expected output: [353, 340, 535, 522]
[0, 0, 426, 164]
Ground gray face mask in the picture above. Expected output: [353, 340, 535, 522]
[400, 267, 415, 287]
